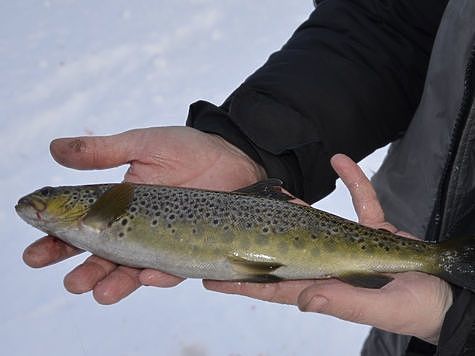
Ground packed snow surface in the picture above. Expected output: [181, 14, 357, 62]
[1, 1, 388, 355]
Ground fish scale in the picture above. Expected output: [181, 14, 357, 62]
[15, 179, 475, 290]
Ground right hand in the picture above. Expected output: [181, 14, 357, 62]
[22, 126, 266, 304]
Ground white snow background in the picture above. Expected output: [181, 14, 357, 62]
[1, 1, 389, 355]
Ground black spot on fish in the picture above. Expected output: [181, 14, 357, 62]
[311, 234, 318, 240]
[130, 206, 137, 213]
[384, 246, 390, 252]
[121, 219, 128, 226]
[151, 219, 158, 226]
[262, 227, 270, 234]
[361, 245, 366, 250]
[127, 227, 132, 232]
[119, 232, 124, 238]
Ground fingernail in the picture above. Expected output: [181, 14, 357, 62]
[301, 296, 328, 312]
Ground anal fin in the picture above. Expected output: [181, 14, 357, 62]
[338, 272, 394, 289]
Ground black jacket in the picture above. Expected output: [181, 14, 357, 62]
[186, 0, 475, 354]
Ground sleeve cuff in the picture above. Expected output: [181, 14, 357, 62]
[186, 99, 305, 199]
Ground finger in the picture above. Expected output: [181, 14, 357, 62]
[23, 236, 83, 268]
[330, 154, 385, 226]
[64, 255, 117, 294]
[92, 266, 142, 305]
[139, 269, 184, 288]
[297, 279, 411, 330]
[279, 188, 309, 207]
[50, 129, 145, 170]
[203, 280, 315, 305]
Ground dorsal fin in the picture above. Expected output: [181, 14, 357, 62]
[233, 179, 293, 201]
[82, 183, 134, 230]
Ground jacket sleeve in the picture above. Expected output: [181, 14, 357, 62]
[436, 289, 475, 356]
[186, 0, 448, 203]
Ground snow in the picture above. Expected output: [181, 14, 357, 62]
[1, 1, 388, 355]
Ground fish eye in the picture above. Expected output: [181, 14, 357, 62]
[39, 186, 54, 197]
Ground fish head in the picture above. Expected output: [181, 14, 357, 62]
[15, 185, 103, 233]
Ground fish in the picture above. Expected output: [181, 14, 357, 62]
[15, 179, 475, 290]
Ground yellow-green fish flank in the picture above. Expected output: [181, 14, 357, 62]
[15, 180, 475, 290]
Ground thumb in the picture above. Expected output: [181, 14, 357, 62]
[297, 279, 408, 331]
[50, 129, 144, 170]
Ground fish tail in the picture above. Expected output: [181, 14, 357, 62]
[437, 236, 475, 292]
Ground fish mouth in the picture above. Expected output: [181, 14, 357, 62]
[15, 196, 47, 221]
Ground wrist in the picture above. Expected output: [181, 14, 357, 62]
[210, 134, 267, 182]
[419, 281, 453, 345]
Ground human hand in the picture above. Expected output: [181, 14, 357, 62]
[204, 154, 453, 344]
[22, 126, 266, 304]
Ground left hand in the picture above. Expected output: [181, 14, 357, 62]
[203, 154, 453, 344]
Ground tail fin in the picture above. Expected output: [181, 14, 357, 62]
[438, 236, 475, 292]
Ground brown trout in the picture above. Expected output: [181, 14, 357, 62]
[15, 179, 475, 290]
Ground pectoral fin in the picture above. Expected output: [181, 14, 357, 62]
[227, 255, 284, 283]
[83, 183, 134, 230]
[338, 272, 394, 289]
